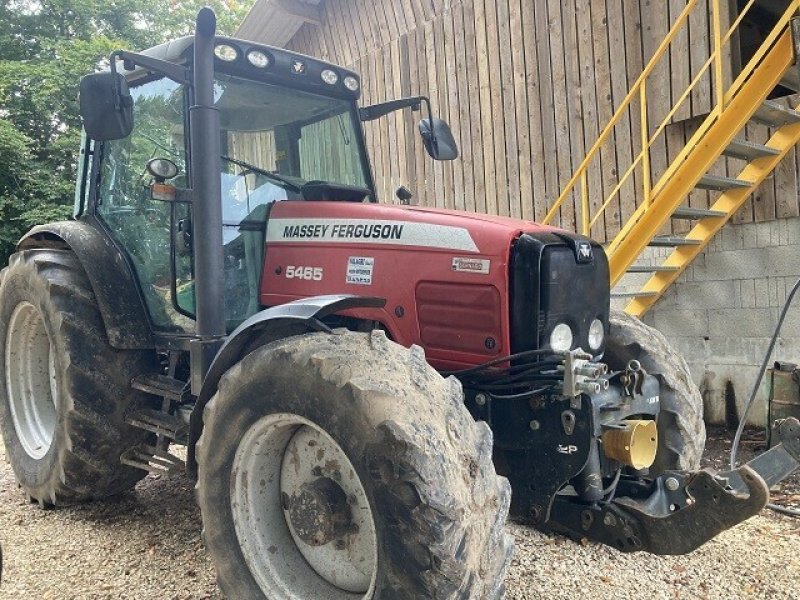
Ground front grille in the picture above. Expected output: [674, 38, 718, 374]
[509, 233, 610, 356]
[539, 245, 610, 353]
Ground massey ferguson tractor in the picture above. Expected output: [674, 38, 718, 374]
[2, 8, 800, 599]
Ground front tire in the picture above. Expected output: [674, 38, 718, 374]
[197, 330, 513, 599]
[605, 310, 706, 473]
[0, 249, 157, 505]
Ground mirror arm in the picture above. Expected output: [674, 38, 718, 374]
[359, 95, 428, 121]
[110, 50, 191, 86]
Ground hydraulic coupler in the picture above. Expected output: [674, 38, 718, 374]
[548, 417, 800, 555]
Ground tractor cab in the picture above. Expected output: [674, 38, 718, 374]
[79, 38, 376, 334]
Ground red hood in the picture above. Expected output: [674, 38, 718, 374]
[266, 201, 566, 257]
[405, 205, 561, 233]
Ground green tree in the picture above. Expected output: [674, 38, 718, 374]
[0, 0, 249, 264]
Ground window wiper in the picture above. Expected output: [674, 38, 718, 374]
[220, 155, 304, 192]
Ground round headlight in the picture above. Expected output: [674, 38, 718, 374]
[343, 75, 360, 91]
[214, 44, 238, 62]
[588, 318, 605, 351]
[246, 50, 270, 68]
[146, 158, 178, 181]
[321, 69, 339, 85]
[549, 323, 574, 353]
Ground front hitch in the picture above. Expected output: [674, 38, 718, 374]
[548, 418, 800, 555]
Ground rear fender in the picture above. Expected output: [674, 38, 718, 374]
[17, 221, 154, 349]
[186, 294, 386, 477]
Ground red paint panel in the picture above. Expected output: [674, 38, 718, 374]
[416, 282, 503, 355]
[259, 200, 564, 369]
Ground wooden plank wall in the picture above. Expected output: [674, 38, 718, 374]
[279, 0, 800, 242]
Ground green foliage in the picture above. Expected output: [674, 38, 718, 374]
[0, 0, 249, 264]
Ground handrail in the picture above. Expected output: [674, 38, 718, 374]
[541, 0, 699, 227]
[588, 0, 761, 231]
[543, 0, 800, 239]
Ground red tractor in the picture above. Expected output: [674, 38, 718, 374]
[1, 8, 799, 599]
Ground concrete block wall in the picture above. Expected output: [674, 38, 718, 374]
[613, 216, 800, 427]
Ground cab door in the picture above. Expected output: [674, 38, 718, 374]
[94, 76, 193, 333]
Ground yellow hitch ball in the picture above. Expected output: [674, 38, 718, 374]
[602, 420, 658, 470]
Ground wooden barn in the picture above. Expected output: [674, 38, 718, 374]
[237, 0, 800, 244]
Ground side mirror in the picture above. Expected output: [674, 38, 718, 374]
[419, 117, 459, 161]
[79, 72, 134, 141]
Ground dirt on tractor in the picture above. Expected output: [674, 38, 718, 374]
[0, 426, 797, 600]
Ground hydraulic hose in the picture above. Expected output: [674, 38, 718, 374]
[730, 277, 800, 517]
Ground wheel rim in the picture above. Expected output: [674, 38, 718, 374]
[231, 413, 378, 599]
[5, 302, 58, 459]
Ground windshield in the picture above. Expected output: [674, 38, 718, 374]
[214, 72, 371, 226]
[209, 74, 372, 328]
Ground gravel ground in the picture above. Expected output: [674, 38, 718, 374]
[0, 427, 798, 599]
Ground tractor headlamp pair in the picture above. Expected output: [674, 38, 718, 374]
[214, 44, 271, 69]
[549, 319, 605, 353]
[321, 69, 360, 91]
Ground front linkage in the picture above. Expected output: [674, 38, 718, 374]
[488, 351, 800, 555]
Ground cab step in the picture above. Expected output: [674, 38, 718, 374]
[126, 409, 189, 444]
[120, 445, 185, 476]
[131, 374, 189, 403]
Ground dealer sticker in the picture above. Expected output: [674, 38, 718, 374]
[346, 256, 374, 285]
[451, 257, 490, 274]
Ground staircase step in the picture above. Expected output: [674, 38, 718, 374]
[752, 100, 800, 127]
[648, 236, 703, 247]
[126, 409, 189, 444]
[626, 265, 682, 273]
[120, 445, 185, 476]
[611, 290, 660, 298]
[722, 138, 781, 161]
[671, 206, 728, 219]
[131, 374, 189, 403]
[695, 174, 752, 191]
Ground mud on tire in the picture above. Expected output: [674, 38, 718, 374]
[197, 330, 513, 599]
[605, 310, 706, 473]
[0, 249, 158, 505]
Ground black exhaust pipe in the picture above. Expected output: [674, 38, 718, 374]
[190, 7, 226, 341]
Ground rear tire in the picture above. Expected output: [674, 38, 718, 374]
[197, 330, 513, 599]
[605, 310, 706, 473]
[0, 249, 157, 505]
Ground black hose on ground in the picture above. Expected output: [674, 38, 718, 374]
[730, 277, 800, 518]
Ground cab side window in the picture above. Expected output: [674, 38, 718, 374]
[96, 77, 191, 332]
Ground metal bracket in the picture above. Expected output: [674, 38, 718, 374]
[619, 359, 646, 397]
[549, 466, 769, 555]
[114, 50, 190, 85]
[151, 185, 193, 203]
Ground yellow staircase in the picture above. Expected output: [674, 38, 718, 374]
[543, 0, 800, 318]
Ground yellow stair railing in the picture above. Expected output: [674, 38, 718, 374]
[543, 0, 800, 318]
